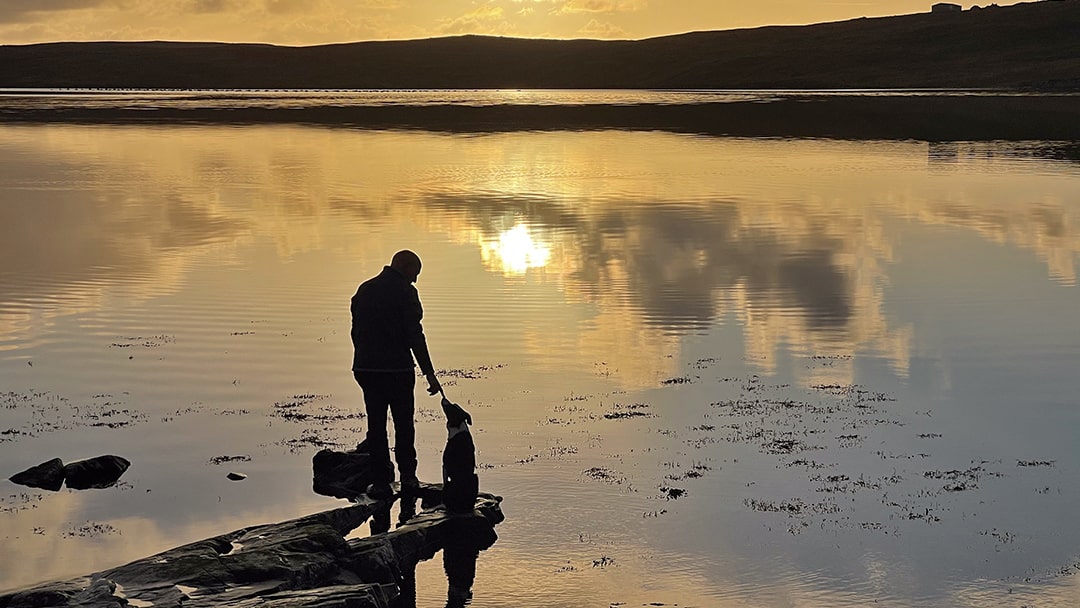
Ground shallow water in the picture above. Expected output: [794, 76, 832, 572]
[1, 124, 1079, 606]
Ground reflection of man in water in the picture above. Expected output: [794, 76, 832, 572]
[351, 250, 441, 499]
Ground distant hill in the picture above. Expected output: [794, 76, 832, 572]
[1, 0, 1079, 90]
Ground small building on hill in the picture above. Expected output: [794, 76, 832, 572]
[932, 2, 963, 12]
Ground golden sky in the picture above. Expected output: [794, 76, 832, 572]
[2, 0, 947, 45]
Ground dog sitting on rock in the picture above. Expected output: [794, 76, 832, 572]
[440, 394, 478, 514]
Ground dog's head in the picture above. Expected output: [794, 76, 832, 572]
[441, 397, 472, 429]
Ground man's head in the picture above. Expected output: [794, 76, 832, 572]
[390, 250, 422, 283]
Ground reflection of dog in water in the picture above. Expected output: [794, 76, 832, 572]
[440, 395, 478, 514]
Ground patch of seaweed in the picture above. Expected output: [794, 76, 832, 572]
[603, 402, 653, 420]
[583, 466, 627, 484]
[273, 433, 343, 453]
[208, 455, 252, 466]
[659, 486, 686, 500]
[660, 375, 696, 385]
[0, 493, 45, 514]
[744, 497, 840, 516]
[109, 335, 175, 348]
[1017, 460, 1055, 468]
[63, 521, 120, 538]
[432, 364, 507, 381]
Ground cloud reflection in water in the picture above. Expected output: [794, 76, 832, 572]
[3, 127, 1079, 385]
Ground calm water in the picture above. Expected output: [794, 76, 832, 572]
[1, 120, 1079, 607]
[2, 88, 1075, 113]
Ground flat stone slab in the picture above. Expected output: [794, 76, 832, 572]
[0, 485, 503, 608]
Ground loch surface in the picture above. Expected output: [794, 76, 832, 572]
[1, 118, 1079, 606]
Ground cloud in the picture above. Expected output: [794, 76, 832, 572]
[264, 0, 309, 14]
[437, 5, 511, 35]
[578, 18, 626, 37]
[0, 0, 396, 44]
[553, 0, 645, 15]
[0, 0, 116, 23]
[188, 0, 237, 13]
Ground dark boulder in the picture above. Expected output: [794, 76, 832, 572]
[9, 458, 66, 491]
[63, 455, 130, 490]
[312, 440, 391, 500]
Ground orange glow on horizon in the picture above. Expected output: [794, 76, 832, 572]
[0, 0, 961, 46]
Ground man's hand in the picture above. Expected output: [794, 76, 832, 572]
[425, 373, 442, 396]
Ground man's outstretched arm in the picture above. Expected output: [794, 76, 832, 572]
[405, 287, 441, 395]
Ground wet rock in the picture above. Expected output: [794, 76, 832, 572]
[214, 584, 396, 608]
[0, 486, 503, 608]
[63, 455, 130, 490]
[227, 472, 247, 481]
[9, 458, 66, 492]
[312, 441, 391, 500]
[0, 579, 89, 608]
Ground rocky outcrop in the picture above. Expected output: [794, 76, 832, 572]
[312, 442, 392, 500]
[8, 455, 130, 491]
[0, 485, 504, 608]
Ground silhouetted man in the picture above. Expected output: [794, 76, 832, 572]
[352, 250, 441, 499]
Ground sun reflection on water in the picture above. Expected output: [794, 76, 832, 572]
[480, 223, 552, 275]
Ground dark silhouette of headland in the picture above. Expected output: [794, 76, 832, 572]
[1, 0, 1079, 139]
[2, 1, 1078, 90]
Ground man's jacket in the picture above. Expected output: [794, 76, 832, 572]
[350, 266, 435, 375]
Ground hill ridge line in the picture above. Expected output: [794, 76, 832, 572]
[2, 1, 1079, 90]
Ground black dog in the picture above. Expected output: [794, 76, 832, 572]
[440, 396, 478, 514]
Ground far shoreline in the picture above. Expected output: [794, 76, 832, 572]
[3, 94, 1080, 141]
